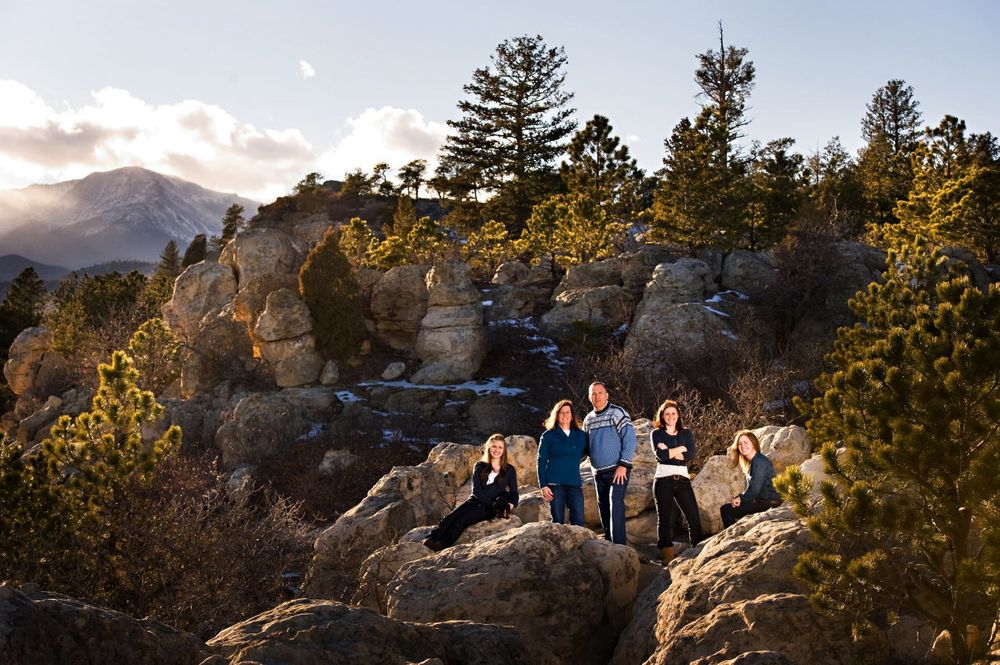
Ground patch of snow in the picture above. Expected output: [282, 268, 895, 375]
[336, 390, 364, 403]
[720, 330, 739, 341]
[704, 289, 749, 304]
[703, 305, 731, 318]
[358, 377, 525, 396]
[297, 422, 324, 441]
[481, 300, 494, 306]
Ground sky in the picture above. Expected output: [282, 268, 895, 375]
[0, 0, 997, 203]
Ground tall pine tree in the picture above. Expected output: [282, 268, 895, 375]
[441, 34, 576, 232]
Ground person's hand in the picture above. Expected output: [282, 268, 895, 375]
[541, 487, 554, 502]
[656, 443, 668, 450]
[613, 465, 628, 484]
[732, 496, 742, 508]
[678, 446, 688, 453]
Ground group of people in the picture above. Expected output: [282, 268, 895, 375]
[423, 381, 782, 564]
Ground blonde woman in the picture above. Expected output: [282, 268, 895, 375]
[720, 430, 782, 528]
[423, 434, 519, 551]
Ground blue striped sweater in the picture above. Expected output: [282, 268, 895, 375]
[582, 403, 637, 471]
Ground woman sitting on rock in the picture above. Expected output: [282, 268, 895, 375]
[537, 399, 589, 526]
[423, 433, 519, 551]
[651, 399, 702, 564]
[720, 430, 782, 528]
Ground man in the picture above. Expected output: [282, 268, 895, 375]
[583, 381, 636, 545]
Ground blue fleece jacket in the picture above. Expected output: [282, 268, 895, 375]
[537, 427, 588, 487]
[738, 453, 781, 503]
[582, 403, 636, 471]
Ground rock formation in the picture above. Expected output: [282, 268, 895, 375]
[412, 262, 485, 384]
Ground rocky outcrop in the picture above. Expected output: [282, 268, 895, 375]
[625, 302, 731, 368]
[179, 304, 255, 396]
[554, 257, 623, 295]
[214, 387, 340, 467]
[541, 285, 633, 337]
[622, 245, 682, 295]
[369, 264, 429, 351]
[2, 327, 63, 397]
[412, 262, 485, 384]
[0, 584, 205, 665]
[466, 394, 528, 437]
[491, 261, 530, 285]
[253, 288, 323, 387]
[615, 508, 861, 665]
[386, 522, 640, 665]
[306, 460, 456, 598]
[206, 598, 557, 665]
[162, 262, 238, 342]
[720, 250, 779, 298]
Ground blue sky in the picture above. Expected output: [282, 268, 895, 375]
[0, 0, 996, 201]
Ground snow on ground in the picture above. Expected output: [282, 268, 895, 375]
[358, 376, 525, 396]
[704, 290, 749, 303]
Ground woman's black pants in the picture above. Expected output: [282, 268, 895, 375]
[720, 498, 782, 528]
[653, 475, 703, 549]
[428, 499, 490, 548]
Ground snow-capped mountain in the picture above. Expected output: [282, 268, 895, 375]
[0, 167, 260, 268]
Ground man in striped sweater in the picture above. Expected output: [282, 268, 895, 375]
[583, 381, 636, 545]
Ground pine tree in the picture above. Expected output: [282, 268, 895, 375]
[406, 216, 450, 264]
[857, 79, 922, 226]
[366, 235, 409, 271]
[181, 234, 208, 267]
[127, 318, 181, 395]
[804, 137, 865, 233]
[0, 351, 181, 582]
[561, 114, 646, 228]
[519, 193, 625, 267]
[694, 22, 755, 169]
[339, 217, 377, 269]
[746, 138, 804, 250]
[387, 196, 417, 239]
[372, 162, 396, 197]
[217, 204, 245, 249]
[0, 267, 47, 352]
[398, 159, 427, 199]
[441, 34, 576, 232]
[463, 219, 511, 278]
[894, 116, 1000, 262]
[775, 239, 1000, 664]
[298, 228, 365, 360]
[142, 240, 182, 311]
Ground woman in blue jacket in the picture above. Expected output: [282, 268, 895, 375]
[720, 429, 782, 528]
[537, 399, 588, 526]
[423, 433, 519, 551]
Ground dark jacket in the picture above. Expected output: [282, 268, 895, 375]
[650, 428, 696, 469]
[470, 461, 519, 508]
[537, 427, 588, 487]
[739, 452, 781, 503]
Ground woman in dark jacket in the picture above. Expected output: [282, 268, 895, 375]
[423, 433, 519, 551]
[537, 399, 588, 526]
[650, 399, 702, 565]
[720, 429, 782, 528]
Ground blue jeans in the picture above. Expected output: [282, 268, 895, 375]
[548, 484, 585, 526]
[594, 467, 630, 544]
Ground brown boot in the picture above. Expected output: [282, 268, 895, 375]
[660, 546, 674, 566]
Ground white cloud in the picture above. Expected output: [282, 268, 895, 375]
[0, 80, 315, 201]
[316, 106, 448, 180]
[0, 82, 451, 203]
[299, 60, 316, 80]
[625, 134, 641, 144]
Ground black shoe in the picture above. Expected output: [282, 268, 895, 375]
[422, 538, 445, 552]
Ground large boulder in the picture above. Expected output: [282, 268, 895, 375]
[0, 584, 205, 665]
[162, 262, 238, 342]
[617, 508, 861, 665]
[179, 304, 254, 396]
[491, 260, 531, 285]
[369, 264, 430, 351]
[756, 425, 810, 472]
[541, 285, 634, 338]
[625, 302, 731, 369]
[412, 262, 485, 384]
[554, 257, 623, 296]
[206, 598, 557, 665]
[621, 245, 682, 295]
[306, 461, 456, 599]
[634, 259, 716, 310]
[466, 394, 528, 437]
[252, 288, 313, 341]
[214, 387, 340, 467]
[721, 250, 779, 298]
[3, 327, 57, 396]
[220, 228, 302, 289]
[386, 522, 640, 665]
[692, 454, 746, 535]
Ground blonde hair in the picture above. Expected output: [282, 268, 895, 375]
[479, 433, 509, 480]
[728, 429, 761, 473]
[544, 399, 580, 431]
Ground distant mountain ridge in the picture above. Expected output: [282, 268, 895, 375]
[0, 255, 68, 281]
[0, 167, 260, 268]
